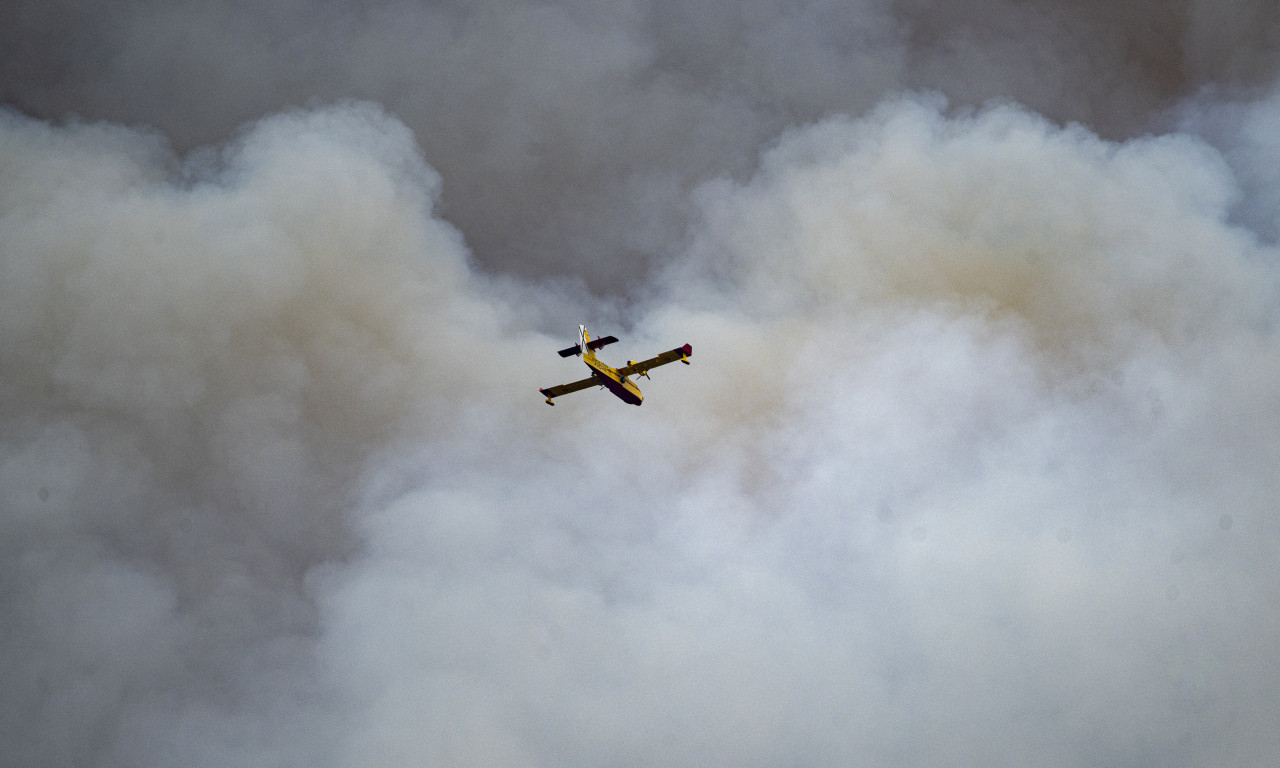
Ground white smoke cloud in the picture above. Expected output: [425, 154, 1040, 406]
[4, 32, 1280, 768]
[4, 0, 1278, 289]
[1178, 82, 1280, 244]
[0, 102, 533, 766]
[309, 96, 1279, 766]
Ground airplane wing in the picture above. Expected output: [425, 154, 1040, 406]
[539, 374, 600, 403]
[615, 343, 692, 378]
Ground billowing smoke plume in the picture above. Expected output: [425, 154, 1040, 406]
[3, 0, 1279, 287]
[4, 2, 1280, 767]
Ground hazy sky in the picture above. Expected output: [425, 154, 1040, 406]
[3, 2, 1280, 766]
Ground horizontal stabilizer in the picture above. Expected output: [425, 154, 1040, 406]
[556, 334, 619, 356]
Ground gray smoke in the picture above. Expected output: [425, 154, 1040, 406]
[4, 2, 1280, 767]
[3, 0, 1278, 287]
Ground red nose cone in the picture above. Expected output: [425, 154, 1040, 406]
[682, 343, 693, 356]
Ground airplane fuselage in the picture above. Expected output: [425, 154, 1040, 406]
[584, 354, 643, 405]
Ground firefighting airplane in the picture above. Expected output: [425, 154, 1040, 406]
[540, 325, 692, 406]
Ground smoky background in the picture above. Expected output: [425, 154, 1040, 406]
[3, 2, 1280, 766]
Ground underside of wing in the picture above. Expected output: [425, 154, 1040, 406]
[539, 374, 599, 403]
[615, 343, 693, 378]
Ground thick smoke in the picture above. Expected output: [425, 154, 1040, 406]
[3, 0, 1279, 288]
[4, 3, 1280, 767]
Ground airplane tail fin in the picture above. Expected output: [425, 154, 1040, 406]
[556, 324, 588, 358]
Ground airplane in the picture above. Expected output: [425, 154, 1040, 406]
[540, 325, 692, 406]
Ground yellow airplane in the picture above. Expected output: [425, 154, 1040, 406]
[540, 325, 692, 406]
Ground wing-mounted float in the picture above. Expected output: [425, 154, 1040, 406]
[540, 325, 691, 406]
